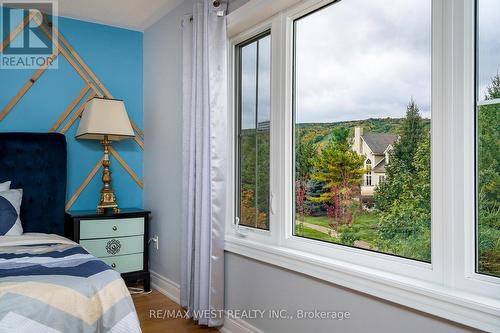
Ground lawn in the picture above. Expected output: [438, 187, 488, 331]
[296, 211, 432, 262]
[300, 215, 332, 228]
[294, 225, 338, 243]
[338, 212, 379, 245]
[296, 212, 380, 247]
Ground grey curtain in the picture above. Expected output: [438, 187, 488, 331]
[180, 0, 227, 327]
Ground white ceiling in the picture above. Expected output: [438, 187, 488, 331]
[57, 0, 185, 31]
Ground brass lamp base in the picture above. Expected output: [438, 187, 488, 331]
[97, 136, 121, 215]
[97, 189, 121, 214]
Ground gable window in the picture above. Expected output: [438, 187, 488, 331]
[293, 0, 431, 262]
[235, 32, 271, 230]
[476, 0, 500, 278]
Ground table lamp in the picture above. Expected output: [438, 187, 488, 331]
[76, 97, 135, 214]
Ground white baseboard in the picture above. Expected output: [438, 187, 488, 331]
[219, 316, 265, 333]
[149, 271, 264, 333]
[150, 270, 180, 304]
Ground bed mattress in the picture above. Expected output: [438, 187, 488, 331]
[0, 233, 141, 333]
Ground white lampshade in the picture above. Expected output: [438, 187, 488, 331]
[76, 97, 135, 141]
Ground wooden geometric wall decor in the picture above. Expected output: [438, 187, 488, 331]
[0, 12, 144, 210]
[108, 146, 144, 189]
[33, 14, 146, 149]
[60, 93, 97, 135]
[51, 26, 145, 140]
[50, 85, 90, 132]
[65, 157, 104, 211]
[0, 49, 60, 121]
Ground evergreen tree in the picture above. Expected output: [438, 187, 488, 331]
[373, 99, 431, 261]
[374, 99, 426, 212]
[305, 179, 326, 216]
[392, 99, 425, 173]
[309, 127, 365, 228]
[485, 72, 500, 99]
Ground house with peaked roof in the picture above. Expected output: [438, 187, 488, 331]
[352, 126, 398, 202]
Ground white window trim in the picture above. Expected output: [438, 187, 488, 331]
[225, 0, 500, 331]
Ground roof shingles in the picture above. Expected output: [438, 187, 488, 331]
[362, 132, 398, 154]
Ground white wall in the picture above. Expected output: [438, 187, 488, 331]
[225, 253, 477, 333]
[228, 0, 249, 12]
[144, 0, 196, 283]
[144, 1, 477, 332]
[144, 0, 247, 287]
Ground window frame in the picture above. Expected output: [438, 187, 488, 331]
[225, 0, 500, 331]
[366, 174, 372, 187]
[473, 0, 500, 280]
[235, 30, 272, 231]
[227, 18, 281, 245]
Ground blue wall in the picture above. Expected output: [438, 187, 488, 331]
[0, 10, 144, 210]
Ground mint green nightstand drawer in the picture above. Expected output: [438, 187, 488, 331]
[80, 218, 144, 239]
[81, 236, 143, 258]
[101, 253, 143, 274]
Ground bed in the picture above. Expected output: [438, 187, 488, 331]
[0, 133, 141, 333]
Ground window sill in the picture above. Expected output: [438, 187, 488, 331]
[224, 235, 500, 332]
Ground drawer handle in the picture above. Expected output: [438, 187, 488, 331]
[111, 263, 116, 268]
[112, 225, 118, 231]
[106, 239, 122, 255]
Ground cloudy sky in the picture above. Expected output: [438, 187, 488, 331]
[241, 0, 500, 127]
[478, 0, 500, 100]
[295, 0, 432, 123]
[241, 36, 271, 129]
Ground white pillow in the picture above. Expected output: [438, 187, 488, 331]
[0, 181, 10, 191]
[0, 189, 23, 236]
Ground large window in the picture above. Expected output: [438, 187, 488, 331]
[227, 0, 500, 330]
[236, 32, 271, 230]
[293, 0, 432, 262]
[476, 0, 500, 277]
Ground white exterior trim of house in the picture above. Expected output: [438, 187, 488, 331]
[351, 126, 397, 198]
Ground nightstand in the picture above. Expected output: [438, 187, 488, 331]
[65, 209, 151, 291]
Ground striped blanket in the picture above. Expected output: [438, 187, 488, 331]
[0, 234, 141, 333]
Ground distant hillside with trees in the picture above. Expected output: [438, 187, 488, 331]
[296, 117, 431, 147]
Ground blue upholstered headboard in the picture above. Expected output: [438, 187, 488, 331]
[0, 133, 67, 235]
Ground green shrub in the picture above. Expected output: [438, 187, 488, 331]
[339, 225, 357, 246]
